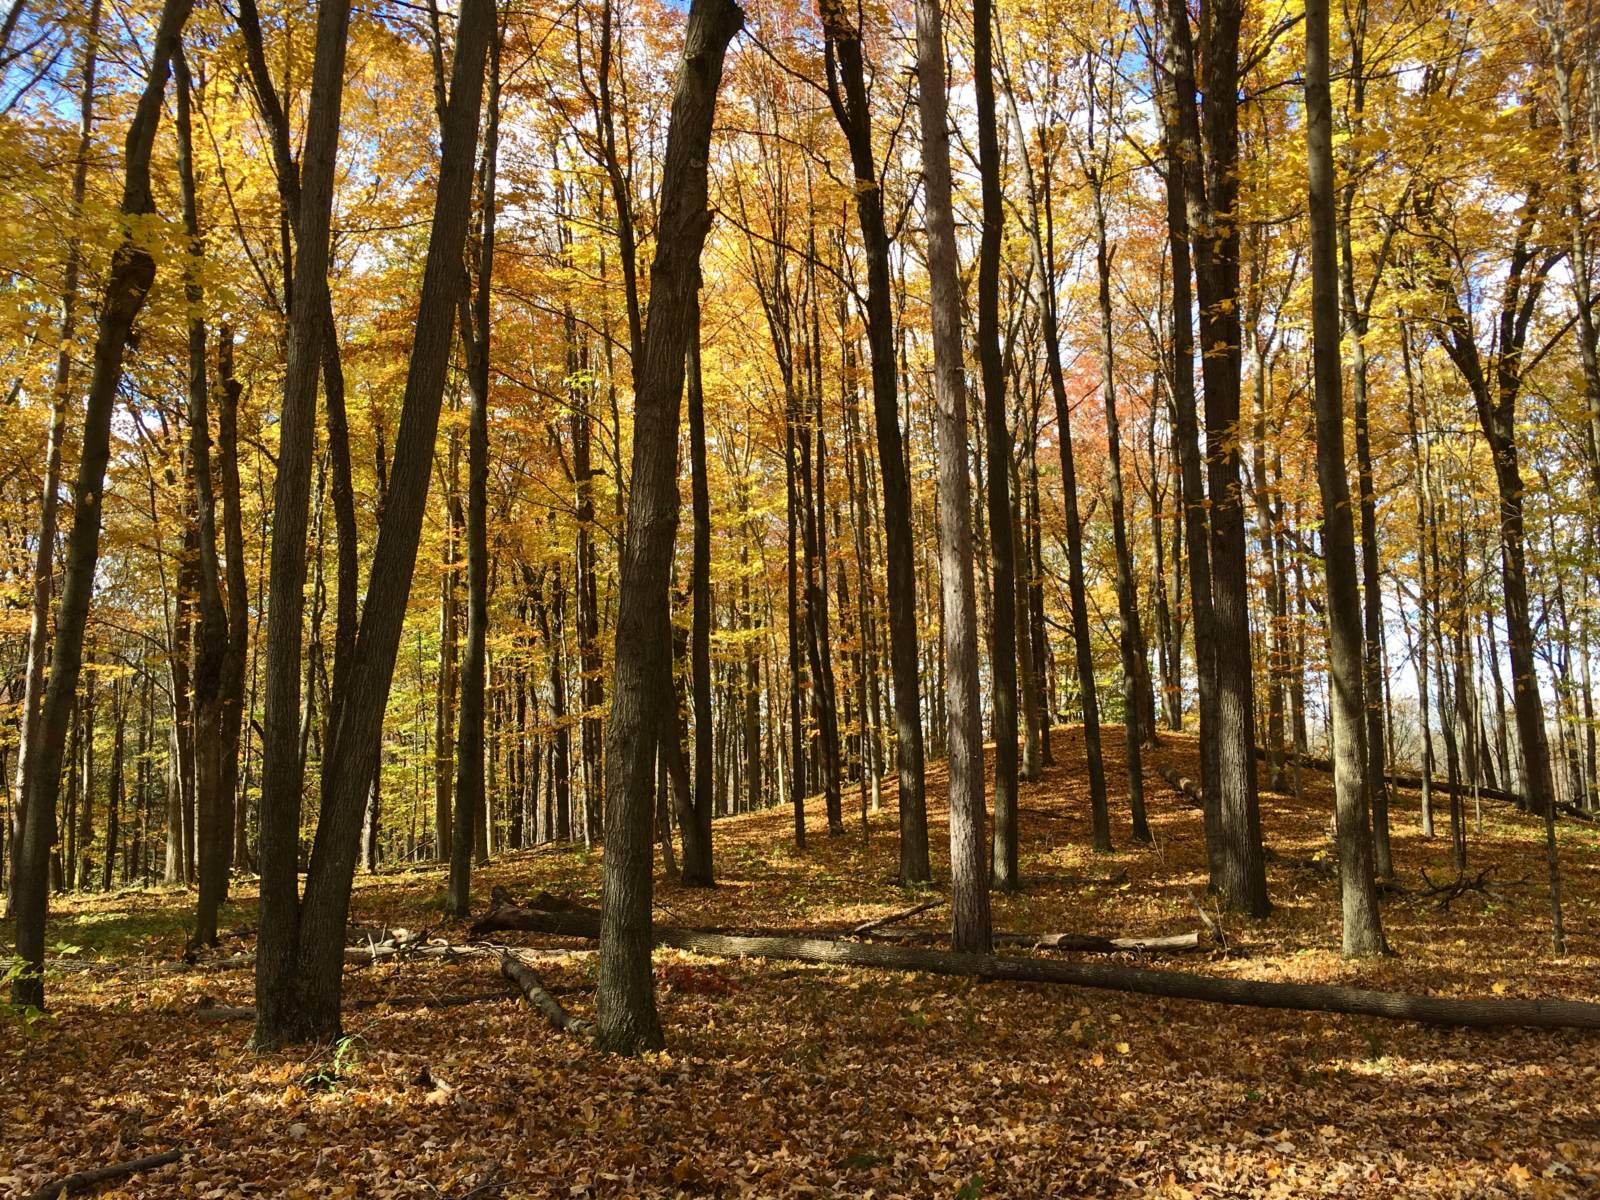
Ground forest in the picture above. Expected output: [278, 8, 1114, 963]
[4, 0, 1600, 1193]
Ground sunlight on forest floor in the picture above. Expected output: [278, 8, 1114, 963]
[6, 729, 1598, 1198]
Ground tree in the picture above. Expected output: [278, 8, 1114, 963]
[915, 0, 990, 955]
[450, 13, 503, 918]
[255, 0, 495, 1047]
[12, 0, 194, 1010]
[974, 0, 1020, 892]
[1305, 0, 1387, 957]
[821, 1, 930, 882]
[594, 0, 744, 1055]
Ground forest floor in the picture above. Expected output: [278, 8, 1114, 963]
[5, 729, 1600, 1199]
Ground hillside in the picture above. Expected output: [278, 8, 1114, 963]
[6, 731, 1598, 1199]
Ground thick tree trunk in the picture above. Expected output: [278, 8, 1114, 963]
[11, 0, 193, 1009]
[255, 0, 491, 1048]
[1157, 0, 1269, 914]
[251, 0, 355, 1047]
[594, 0, 743, 1055]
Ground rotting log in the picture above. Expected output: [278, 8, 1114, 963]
[484, 906, 1600, 1031]
[500, 952, 593, 1036]
[1156, 763, 1204, 810]
[23, 1149, 183, 1200]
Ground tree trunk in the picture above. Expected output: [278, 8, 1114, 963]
[974, 0, 1019, 892]
[485, 906, 1600, 1032]
[1086, 139, 1150, 844]
[822, 11, 929, 882]
[1001, 67, 1112, 851]
[449, 32, 500, 916]
[10, 0, 102, 915]
[916, 0, 991, 955]
[255, 0, 491, 1048]
[1157, 0, 1269, 914]
[252, 0, 356, 1047]
[682, 283, 715, 885]
[1305, 0, 1386, 956]
[594, 0, 743, 1055]
[12, 0, 193, 1009]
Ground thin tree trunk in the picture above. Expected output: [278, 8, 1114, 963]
[916, 0, 991, 954]
[175, 46, 231, 946]
[449, 28, 500, 915]
[682, 283, 715, 884]
[12, 0, 193, 1010]
[593, 0, 742, 1055]
[822, 11, 929, 882]
[10, 0, 102, 914]
[1306, 0, 1386, 955]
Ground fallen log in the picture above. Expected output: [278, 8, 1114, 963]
[23, 1148, 183, 1200]
[1256, 746, 1597, 823]
[1156, 764, 1204, 810]
[500, 953, 592, 1036]
[490, 907, 1600, 1031]
[991, 930, 1203, 954]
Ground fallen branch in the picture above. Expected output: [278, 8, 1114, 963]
[1413, 867, 1526, 910]
[991, 930, 1203, 953]
[485, 907, 1600, 1031]
[850, 898, 944, 936]
[500, 953, 592, 1036]
[23, 1149, 183, 1200]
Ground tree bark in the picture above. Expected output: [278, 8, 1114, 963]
[175, 47, 231, 946]
[9, 0, 102, 914]
[450, 27, 500, 916]
[255, 0, 491, 1048]
[681, 282, 715, 885]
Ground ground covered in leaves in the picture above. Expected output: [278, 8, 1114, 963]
[6, 730, 1600, 1198]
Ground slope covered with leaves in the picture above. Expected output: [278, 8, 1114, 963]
[6, 731, 1598, 1199]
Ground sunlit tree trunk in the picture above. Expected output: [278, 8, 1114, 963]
[12, 0, 194, 1010]
[916, 0, 990, 954]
